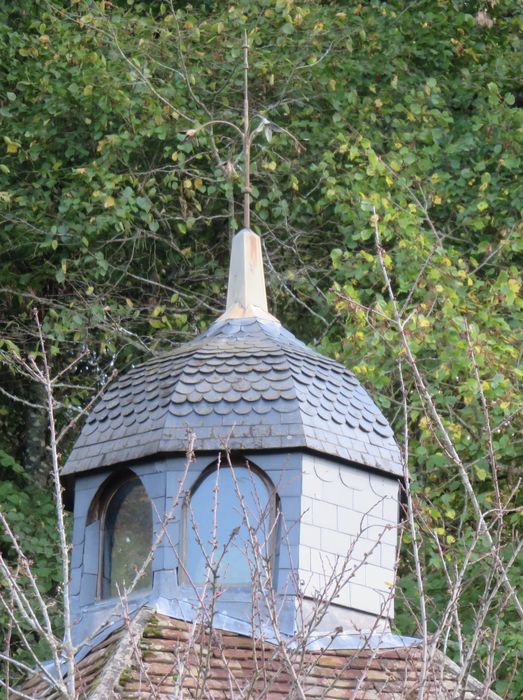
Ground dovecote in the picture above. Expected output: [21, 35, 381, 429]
[65, 228, 402, 646]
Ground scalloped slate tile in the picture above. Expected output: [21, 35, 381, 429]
[63, 317, 401, 476]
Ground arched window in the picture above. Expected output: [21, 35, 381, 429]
[184, 463, 277, 587]
[88, 473, 153, 599]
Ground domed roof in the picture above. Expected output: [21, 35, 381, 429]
[64, 316, 401, 476]
[63, 230, 401, 477]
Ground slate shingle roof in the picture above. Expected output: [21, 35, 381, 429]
[22, 611, 502, 699]
[63, 317, 402, 476]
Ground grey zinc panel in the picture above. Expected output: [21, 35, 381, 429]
[63, 317, 402, 477]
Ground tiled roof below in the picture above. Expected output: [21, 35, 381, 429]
[22, 610, 501, 699]
[21, 625, 124, 699]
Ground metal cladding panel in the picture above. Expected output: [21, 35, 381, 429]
[64, 318, 402, 476]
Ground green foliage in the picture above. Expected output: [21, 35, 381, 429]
[0, 450, 65, 664]
[0, 0, 521, 695]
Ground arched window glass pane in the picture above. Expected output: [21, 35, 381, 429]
[186, 467, 271, 586]
[102, 477, 153, 599]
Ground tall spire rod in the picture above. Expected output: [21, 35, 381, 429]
[217, 31, 278, 324]
[186, 31, 279, 323]
[243, 29, 251, 230]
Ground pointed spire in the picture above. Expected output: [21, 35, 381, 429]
[219, 228, 279, 323]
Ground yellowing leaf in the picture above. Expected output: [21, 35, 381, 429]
[4, 136, 21, 154]
[508, 278, 521, 295]
[103, 195, 116, 208]
[475, 467, 488, 481]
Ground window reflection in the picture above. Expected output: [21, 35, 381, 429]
[101, 477, 153, 599]
[185, 466, 273, 586]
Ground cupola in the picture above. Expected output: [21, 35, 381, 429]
[64, 228, 403, 647]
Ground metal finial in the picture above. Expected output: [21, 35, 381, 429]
[219, 228, 278, 322]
